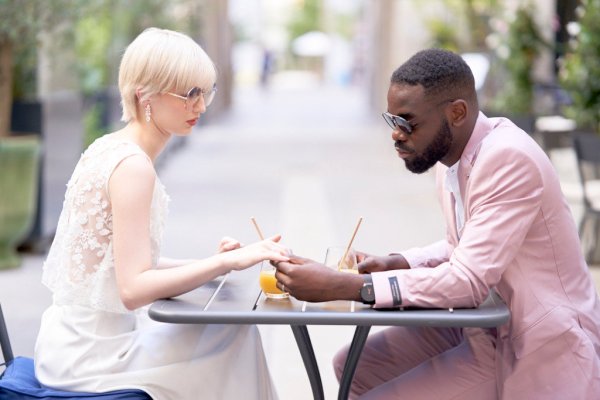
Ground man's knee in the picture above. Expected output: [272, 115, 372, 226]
[332, 345, 349, 381]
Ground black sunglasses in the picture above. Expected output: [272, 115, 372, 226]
[382, 99, 456, 134]
[381, 112, 413, 135]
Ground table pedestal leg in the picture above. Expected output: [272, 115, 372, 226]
[338, 325, 371, 400]
[291, 325, 324, 400]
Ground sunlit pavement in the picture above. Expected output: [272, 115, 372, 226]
[2, 80, 598, 399]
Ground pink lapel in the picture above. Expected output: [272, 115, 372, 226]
[453, 112, 494, 239]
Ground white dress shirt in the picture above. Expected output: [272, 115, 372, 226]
[444, 161, 464, 235]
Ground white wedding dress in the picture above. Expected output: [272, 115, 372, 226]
[35, 134, 278, 400]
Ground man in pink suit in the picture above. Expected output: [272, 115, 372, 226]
[274, 49, 600, 399]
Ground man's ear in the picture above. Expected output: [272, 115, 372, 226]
[448, 99, 468, 127]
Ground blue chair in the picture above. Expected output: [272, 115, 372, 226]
[0, 304, 151, 399]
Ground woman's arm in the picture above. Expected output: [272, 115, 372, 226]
[110, 156, 289, 310]
[156, 257, 194, 269]
[157, 237, 242, 269]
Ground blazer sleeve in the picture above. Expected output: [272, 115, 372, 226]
[372, 143, 544, 309]
[396, 240, 449, 268]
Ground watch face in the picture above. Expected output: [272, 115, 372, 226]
[360, 284, 376, 304]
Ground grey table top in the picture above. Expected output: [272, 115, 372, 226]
[149, 264, 510, 328]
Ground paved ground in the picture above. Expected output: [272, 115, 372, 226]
[1, 81, 598, 399]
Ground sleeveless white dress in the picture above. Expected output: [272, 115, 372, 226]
[34, 135, 278, 400]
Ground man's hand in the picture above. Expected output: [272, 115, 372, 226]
[357, 253, 410, 274]
[274, 256, 363, 302]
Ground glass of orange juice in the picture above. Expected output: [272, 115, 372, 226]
[325, 246, 358, 274]
[259, 262, 289, 299]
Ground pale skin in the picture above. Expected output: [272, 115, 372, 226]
[109, 86, 290, 310]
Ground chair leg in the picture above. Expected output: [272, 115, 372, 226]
[580, 211, 600, 264]
[579, 213, 587, 240]
[591, 215, 600, 264]
[579, 213, 591, 262]
[0, 304, 14, 364]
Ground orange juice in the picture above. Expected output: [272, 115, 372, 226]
[340, 268, 358, 274]
[325, 246, 357, 271]
[259, 270, 288, 299]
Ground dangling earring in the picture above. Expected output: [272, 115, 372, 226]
[145, 103, 152, 123]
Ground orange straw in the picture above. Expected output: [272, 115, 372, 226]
[251, 216, 265, 240]
[338, 217, 363, 270]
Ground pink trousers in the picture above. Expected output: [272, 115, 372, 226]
[333, 326, 497, 400]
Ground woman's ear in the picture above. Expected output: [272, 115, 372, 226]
[135, 88, 144, 103]
[448, 99, 468, 127]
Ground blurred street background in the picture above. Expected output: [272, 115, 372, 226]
[1, 1, 600, 399]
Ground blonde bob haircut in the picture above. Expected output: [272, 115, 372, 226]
[118, 27, 217, 122]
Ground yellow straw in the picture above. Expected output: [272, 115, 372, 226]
[251, 216, 265, 240]
[338, 217, 363, 271]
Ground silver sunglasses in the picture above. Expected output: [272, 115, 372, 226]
[167, 83, 217, 109]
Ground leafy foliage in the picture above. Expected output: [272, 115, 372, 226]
[0, 1, 89, 85]
[491, 2, 549, 115]
[426, 0, 500, 52]
[560, 0, 600, 133]
[75, 15, 112, 95]
[0, 0, 89, 136]
[287, 0, 322, 41]
[427, 19, 460, 52]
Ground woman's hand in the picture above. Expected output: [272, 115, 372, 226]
[222, 234, 290, 271]
[217, 236, 242, 253]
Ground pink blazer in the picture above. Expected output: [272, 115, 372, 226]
[372, 113, 600, 398]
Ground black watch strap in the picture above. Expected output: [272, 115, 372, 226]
[360, 275, 376, 305]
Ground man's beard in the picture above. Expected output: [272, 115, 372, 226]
[404, 118, 452, 174]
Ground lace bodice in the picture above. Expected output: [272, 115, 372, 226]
[42, 135, 170, 313]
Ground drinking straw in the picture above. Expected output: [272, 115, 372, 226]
[338, 217, 363, 271]
[251, 216, 265, 240]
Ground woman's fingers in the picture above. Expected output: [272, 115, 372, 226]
[218, 236, 242, 252]
[266, 234, 282, 242]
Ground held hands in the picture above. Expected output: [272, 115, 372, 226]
[273, 256, 363, 302]
[270, 251, 410, 302]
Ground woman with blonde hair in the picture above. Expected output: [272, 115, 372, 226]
[34, 28, 287, 399]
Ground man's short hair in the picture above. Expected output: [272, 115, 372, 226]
[391, 48, 476, 103]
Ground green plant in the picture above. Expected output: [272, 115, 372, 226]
[11, 36, 37, 101]
[0, 0, 89, 137]
[425, 0, 499, 53]
[490, 2, 549, 115]
[83, 102, 105, 149]
[0, 136, 40, 269]
[427, 20, 460, 52]
[559, 0, 600, 133]
[75, 14, 112, 95]
[287, 0, 322, 41]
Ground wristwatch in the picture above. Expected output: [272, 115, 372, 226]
[359, 275, 376, 305]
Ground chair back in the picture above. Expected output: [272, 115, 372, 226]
[573, 133, 600, 210]
[0, 304, 151, 399]
[0, 304, 14, 366]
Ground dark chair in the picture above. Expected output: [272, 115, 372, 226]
[0, 303, 151, 399]
[572, 133, 600, 264]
